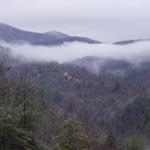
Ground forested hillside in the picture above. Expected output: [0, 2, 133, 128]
[0, 48, 150, 150]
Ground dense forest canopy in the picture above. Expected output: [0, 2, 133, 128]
[0, 47, 150, 150]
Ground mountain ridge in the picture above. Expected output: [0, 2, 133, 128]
[0, 23, 101, 46]
[1, 23, 150, 46]
[114, 39, 150, 45]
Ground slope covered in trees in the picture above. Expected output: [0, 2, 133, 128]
[0, 48, 150, 150]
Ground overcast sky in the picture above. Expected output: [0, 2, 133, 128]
[1, 0, 150, 42]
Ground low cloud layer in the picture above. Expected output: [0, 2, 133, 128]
[1, 41, 150, 64]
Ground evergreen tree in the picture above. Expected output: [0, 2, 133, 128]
[54, 118, 94, 150]
[0, 64, 47, 150]
[104, 131, 117, 149]
[0, 63, 11, 106]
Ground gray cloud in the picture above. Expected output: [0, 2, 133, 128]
[1, 0, 150, 18]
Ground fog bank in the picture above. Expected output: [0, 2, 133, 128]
[1, 41, 150, 64]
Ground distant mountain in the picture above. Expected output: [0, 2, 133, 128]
[0, 23, 101, 46]
[71, 56, 133, 76]
[45, 31, 70, 39]
[114, 39, 150, 45]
